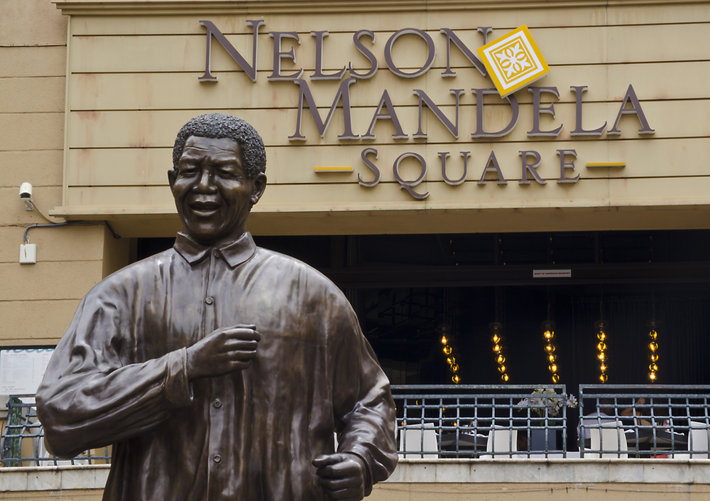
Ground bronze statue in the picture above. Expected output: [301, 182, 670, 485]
[36, 114, 397, 500]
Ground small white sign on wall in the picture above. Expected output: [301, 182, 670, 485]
[533, 269, 572, 279]
[0, 348, 54, 395]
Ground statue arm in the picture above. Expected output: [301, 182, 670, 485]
[331, 305, 398, 495]
[35, 293, 192, 458]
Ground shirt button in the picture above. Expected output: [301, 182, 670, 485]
[213, 399, 222, 408]
[205, 296, 214, 305]
[213, 454, 222, 463]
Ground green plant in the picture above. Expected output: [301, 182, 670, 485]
[518, 388, 578, 418]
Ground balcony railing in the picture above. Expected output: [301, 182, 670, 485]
[2, 385, 710, 465]
[393, 384, 570, 458]
[0, 395, 110, 467]
[579, 385, 710, 458]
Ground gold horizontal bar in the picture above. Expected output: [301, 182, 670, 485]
[313, 167, 353, 173]
[586, 162, 626, 168]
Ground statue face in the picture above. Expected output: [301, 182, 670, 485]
[169, 136, 265, 246]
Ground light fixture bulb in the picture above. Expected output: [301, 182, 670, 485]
[497, 365, 506, 373]
[551, 374, 560, 383]
[649, 330, 657, 340]
[493, 344, 501, 353]
[501, 373, 509, 382]
[497, 354, 505, 364]
[597, 342, 607, 351]
[440, 335, 448, 345]
[492, 334, 501, 344]
[597, 332, 606, 341]
[443, 345, 452, 355]
[548, 363, 558, 373]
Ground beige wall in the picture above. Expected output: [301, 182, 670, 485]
[0, 0, 129, 346]
[372, 483, 710, 500]
[6, 484, 710, 501]
[53, 0, 710, 236]
[1, 492, 101, 501]
[4, 462, 710, 500]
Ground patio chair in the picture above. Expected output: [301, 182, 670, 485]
[398, 422, 438, 458]
[587, 420, 628, 458]
[485, 425, 518, 459]
[674, 420, 710, 459]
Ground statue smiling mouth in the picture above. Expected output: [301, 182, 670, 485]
[188, 199, 221, 216]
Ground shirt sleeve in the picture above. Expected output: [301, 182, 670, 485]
[330, 301, 398, 494]
[35, 280, 193, 459]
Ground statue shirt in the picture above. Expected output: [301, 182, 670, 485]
[36, 232, 397, 500]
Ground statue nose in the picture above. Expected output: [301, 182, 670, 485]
[194, 168, 217, 192]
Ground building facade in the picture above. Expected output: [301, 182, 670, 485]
[2, 0, 710, 498]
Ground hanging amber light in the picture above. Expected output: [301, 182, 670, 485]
[595, 320, 609, 383]
[440, 327, 462, 384]
[542, 321, 560, 383]
[490, 322, 509, 383]
[648, 322, 659, 382]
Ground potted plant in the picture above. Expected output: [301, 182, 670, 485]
[517, 388, 578, 452]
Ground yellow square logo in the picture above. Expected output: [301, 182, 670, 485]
[477, 25, 550, 98]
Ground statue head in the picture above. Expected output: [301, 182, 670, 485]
[168, 114, 267, 246]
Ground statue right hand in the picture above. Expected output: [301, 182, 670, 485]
[186, 324, 260, 380]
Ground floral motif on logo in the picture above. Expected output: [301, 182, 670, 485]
[477, 25, 550, 98]
[493, 41, 533, 80]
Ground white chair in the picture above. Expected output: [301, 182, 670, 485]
[675, 420, 710, 459]
[687, 421, 710, 458]
[485, 425, 518, 458]
[588, 420, 628, 458]
[398, 422, 438, 458]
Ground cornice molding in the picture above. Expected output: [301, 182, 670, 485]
[54, 0, 709, 16]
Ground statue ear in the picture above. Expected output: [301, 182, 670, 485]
[167, 170, 177, 190]
[251, 173, 267, 206]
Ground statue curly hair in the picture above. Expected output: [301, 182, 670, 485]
[172, 113, 267, 179]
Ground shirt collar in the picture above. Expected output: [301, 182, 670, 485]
[174, 231, 256, 268]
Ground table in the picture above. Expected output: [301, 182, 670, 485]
[439, 432, 488, 457]
[626, 429, 687, 456]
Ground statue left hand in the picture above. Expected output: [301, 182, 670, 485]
[312, 453, 366, 500]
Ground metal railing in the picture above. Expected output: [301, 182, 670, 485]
[579, 385, 710, 458]
[3, 385, 710, 465]
[0, 395, 111, 467]
[392, 385, 571, 458]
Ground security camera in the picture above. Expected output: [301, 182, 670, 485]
[19, 182, 32, 199]
[19, 182, 34, 210]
